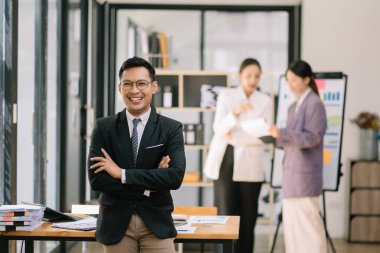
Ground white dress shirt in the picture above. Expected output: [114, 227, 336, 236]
[121, 108, 151, 196]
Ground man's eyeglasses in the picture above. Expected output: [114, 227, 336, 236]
[121, 80, 152, 90]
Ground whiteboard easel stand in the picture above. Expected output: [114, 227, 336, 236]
[269, 172, 344, 253]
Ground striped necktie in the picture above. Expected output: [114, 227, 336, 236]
[131, 118, 141, 166]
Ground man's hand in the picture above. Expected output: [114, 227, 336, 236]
[90, 148, 122, 179]
[158, 155, 170, 169]
[150, 156, 171, 193]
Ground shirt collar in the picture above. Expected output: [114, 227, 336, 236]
[296, 88, 311, 108]
[238, 86, 257, 101]
[125, 107, 151, 127]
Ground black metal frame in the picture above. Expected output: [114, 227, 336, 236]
[270, 73, 347, 192]
[101, 3, 301, 116]
[97, 3, 301, 209]
[79, 0, 89, 206]
[56, 0, 68, 211]
[56, 0, 89, 211]
[33, 0, 48, 204]
[92, 0, 105, 120]
[0, 0, 18, 205]
[103, 2, 117, 116]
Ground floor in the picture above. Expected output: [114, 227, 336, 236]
[65, 235, 380, 253]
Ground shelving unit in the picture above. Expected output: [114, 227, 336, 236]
[348, 160, 380, 243]
[154, 71, 232, 197]
[155, 70, 276, 247]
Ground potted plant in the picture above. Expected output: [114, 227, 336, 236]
[351, 112, 380, 160]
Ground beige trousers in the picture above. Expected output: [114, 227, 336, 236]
[283, 197, 327, 253]
[104, 214, 175, 253]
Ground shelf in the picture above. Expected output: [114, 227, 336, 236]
[185, 145, 209, 150]
[182, 171, 213, 187]
[349, 161, 380, 243]
[350, 214, 380, 218]
[257, 217, 272, 225]
[181, 182, 213, 187]
[183, 171, 200, 183]
[351, 187, 380, 190]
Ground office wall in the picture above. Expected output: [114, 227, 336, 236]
[302, 0, 380, 238]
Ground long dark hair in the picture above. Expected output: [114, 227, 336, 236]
[287, 60, 319, 96]
[239, 58, 262, 73]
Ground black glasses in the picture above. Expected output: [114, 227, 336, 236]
[121, 80, 152, 90]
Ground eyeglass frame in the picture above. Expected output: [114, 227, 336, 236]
[120, 80, 155, 91]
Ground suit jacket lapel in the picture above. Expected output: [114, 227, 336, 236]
[117, 109, 135, 168]
[136, 107, 159, 168]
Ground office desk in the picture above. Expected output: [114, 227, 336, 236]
[0, 216, 239, 253]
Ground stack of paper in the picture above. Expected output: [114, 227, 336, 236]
[172, 214, 188, 226]
[0, 205, 45, 231]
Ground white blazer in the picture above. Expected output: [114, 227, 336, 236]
[204, 87, 273, 182]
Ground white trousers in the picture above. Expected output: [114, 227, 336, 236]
[283, 197, 327, 253]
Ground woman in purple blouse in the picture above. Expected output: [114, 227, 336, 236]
[269, 60, 328, 253]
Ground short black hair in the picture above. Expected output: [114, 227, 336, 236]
[239, 58, 262, 73]
[118, 56, 156, 81]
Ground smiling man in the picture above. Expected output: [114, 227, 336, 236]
[88, 57, 186, 253]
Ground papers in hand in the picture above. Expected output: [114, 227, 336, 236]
[240, 118, 275, 144]
[52, 217, 97, 231]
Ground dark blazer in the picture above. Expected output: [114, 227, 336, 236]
[88, 107, 186, 245]
[276, 91, 327, 198]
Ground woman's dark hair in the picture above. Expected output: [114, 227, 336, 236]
[118, 56, 156, 81]
[239, 58, 262, 73]
[286, 60, 319, 95]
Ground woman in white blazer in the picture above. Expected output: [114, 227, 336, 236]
[204, 58, 273, 253]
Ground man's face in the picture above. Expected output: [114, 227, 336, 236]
[118, 67, 158, 117]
